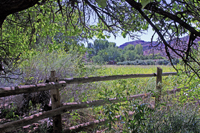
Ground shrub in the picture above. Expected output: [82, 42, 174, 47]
[155, 59, 170, 65]
[117, 60, 155, 65]
[0, 48, 97, 116]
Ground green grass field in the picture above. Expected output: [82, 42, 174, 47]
[97, 65, 176, 74]
[76, 65, 200, 132]
[85, 65, 182, 100]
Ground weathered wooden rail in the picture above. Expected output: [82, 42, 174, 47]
[0, 67, 181, 133]
[0, 72, 177, 98]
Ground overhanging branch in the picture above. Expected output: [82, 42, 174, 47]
[125, 0, 200, 37]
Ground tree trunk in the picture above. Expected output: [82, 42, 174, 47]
[0, 0, 40, 27]
[0, 16, 6, 28]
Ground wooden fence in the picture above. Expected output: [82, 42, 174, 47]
[0, 67, 181, 133]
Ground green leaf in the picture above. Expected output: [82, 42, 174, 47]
[96, 0, 107, 9]
[121, 31, 126, 38]
[141, 0, 151, 9]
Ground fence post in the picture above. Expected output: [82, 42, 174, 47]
[49, 71, 62, 133]
[156, 67, 162, 105]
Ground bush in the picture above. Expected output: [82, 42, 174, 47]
[172, 58, 180, 65]
[142, 104, 200, 132]
[155, 59, 170, 65]
[117, 60, 155, 65]
[0, 48, 97, 116]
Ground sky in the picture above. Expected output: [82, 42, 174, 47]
[85, 27, 158, 46]
[85, 27, 158, 47]
[107, 27, 158, 46]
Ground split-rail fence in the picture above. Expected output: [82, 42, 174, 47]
[0, 67, 182, 133]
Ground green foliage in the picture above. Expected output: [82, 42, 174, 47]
[88, 40, 170, 65]
[18, 47, 87, 85]
[141, 0, 151, 9]
[92, 47, 123, 63]
[90, 65, 200, 132]
[108, 42, 116, 48]
[87, 39, 169, 64]
[143, 105, 200, 132]
[96, 0, 107, 9]
[87, 39, 124, 63]
[0, 1, 96, 73]
[123, 50, 137, 61]
[88, 39, 165, 64]
[1, 0, 200, 132]
[1, 103, 20, 120]
[124, 104, 149, 132]
[93, 39, 109, 55]
[123, 44, 135, 51]
[135, 44, 143, 55]
[89, 65, 180, 106]
[148, 53, 165, 59]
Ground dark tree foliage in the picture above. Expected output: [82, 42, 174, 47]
[0, 0, 200, 77]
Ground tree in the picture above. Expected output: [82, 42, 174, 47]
[87, 42, 94, 49]
[90, 40, 122, 63]
[53, 32, 85, 52]
[123, 44, 143, 61]
[135, 44, 143, 55]
[87, 42, 95, 59]
[87, 39, 109, 57]
[93, 39, 109, 55]
[108, 42, 117, 48]
[105, 46, 122, 62]
[123, 44, 135, 52]
[1, 0, 200, 77]
[124, 50, 137, 61]
[0, 1, 86, 76]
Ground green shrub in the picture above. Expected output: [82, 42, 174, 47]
[117, 60, 155, 65]
[19, 48, 89, 84]
[142, 104, 200, 133]
[155, 59, 170, 65]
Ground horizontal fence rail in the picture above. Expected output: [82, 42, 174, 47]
[0, 72, 177, 97]
[64, 111, 135, 133]
[62, 88, 186, 133]
[60, 72, 177, 84]
[0, 81, 66, 98]
[0, 87, 184, 132]
[0, 92, 151, 132]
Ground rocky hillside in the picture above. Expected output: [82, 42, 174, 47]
[119, 36, 200, 56]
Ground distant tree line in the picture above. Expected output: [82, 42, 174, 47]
[87, 39, 165, 64]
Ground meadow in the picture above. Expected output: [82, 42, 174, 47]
[85, 65, 182, 101]
[1, 51, 200, 133]
[81, 65, 200, 132]
[67, 65, 200, 132]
